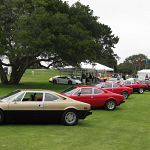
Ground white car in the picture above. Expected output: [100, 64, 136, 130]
[49, 76, 82, 85]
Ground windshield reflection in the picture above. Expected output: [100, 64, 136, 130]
[0, 90, 21, 102]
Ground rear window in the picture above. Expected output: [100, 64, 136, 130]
[44, 93, 59, 101]
[61, 87, 78, 95]
[94, 88, 103, 94]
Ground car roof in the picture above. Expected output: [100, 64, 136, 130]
[73, 85, 101, 88]
[18, 89, 54, 93]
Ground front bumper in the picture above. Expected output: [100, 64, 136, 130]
[118, 100, 125, 106]
[121, 101, 125, 104]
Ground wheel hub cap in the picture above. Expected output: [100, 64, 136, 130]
[65, 112, 76, 124]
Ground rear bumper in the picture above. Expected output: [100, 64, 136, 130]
[79, 111, 92, 119]
[87, 111, 92, 116]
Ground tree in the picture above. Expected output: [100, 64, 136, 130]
[0, 0, 119, 84]
[117, 54, 149, 74]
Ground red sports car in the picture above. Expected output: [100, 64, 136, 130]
[121, 80, 148, 94]
[96, 82, 133, 99]
[61, 86, 125, 110]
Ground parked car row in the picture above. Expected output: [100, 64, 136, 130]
[0, 78, 148, 126]
[61, 86, 125, 110]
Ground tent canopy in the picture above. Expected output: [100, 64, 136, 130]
[80, 62, 114, 71]
[137, 69, 150, 80]
[138, 69, 150, 73]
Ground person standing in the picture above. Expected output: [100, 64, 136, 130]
[89, 73, 92, 85]
[145, 74, 149, 80]
[81, 72, 86, 85]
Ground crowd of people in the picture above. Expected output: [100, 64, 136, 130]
[81, 72, 97, 85]
[80, 72, 140, 85]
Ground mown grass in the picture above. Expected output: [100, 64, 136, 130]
[0, 69, 150, 150]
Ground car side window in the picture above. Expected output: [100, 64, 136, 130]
[94, 88, 103, 94]
[113, 83, 119, 88]
[104, 83, 112, 88]
[125, 81, 131, 85]
[22, 92, 43, 101]
[80, 88, 92, 95]
[44, 93, 59, 101]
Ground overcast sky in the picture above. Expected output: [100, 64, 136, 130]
[64, 0, 150, 63]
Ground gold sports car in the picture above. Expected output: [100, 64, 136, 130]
[0, 89, 92, 126]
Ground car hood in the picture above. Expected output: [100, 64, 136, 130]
[73, 79, 82, 83]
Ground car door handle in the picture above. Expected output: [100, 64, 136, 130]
[38, 104, 43, 108]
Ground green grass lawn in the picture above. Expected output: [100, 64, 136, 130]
[0, 69, 150, 150]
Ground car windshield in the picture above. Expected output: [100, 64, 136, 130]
[61, 87, 78, 95]
[0, 90, 21, 100]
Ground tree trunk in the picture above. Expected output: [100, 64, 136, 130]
[9, 65, 27, 85]
[0, 64, 9, 84]
[0, 58, 29, 85]
[0, 57, 39, 85]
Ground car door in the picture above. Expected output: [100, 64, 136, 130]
[124, 81, 132, 88]
[71, 88, 93, 105]
[8, 91, 44, 121]
[112, 83, 122, 94]
[59, 77, 68, 84]
[91, 88, 106, 107]
[131, 81, 139, 89]
[42, 93, 62, 121]
[57, 77, 63, 84]
[103, 82, 113, 92]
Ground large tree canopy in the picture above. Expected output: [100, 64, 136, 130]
[117, 54, 149, 74]
[0, 0, 119, 84]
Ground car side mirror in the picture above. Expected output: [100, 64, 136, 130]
[78, 92, 81, 96]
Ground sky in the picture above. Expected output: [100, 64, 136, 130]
[64, 0, 150, 63]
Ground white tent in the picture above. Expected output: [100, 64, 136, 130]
[80, 62, 114, 71]
[41, 61, 114, 71]
[137, 69, 150, 80]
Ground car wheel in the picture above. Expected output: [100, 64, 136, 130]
[122, 91, 129, 99]
[0, 110, 4, 125]
[105, 100, 116, 110]
[138, 88, 144, 94]
[61, 110, 78, 126]
[53, 80, 57, 84]
[68, 80, 72, 85]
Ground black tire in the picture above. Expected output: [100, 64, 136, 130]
[105, 100, 116, 111]
[138, 88, 144, 94]
[122, 91, 129, 99]
[68, 80, 72, 85]
[0, 110, 4, 125]
[53, 80, 57, 84]
[61, 110, 78, 126]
